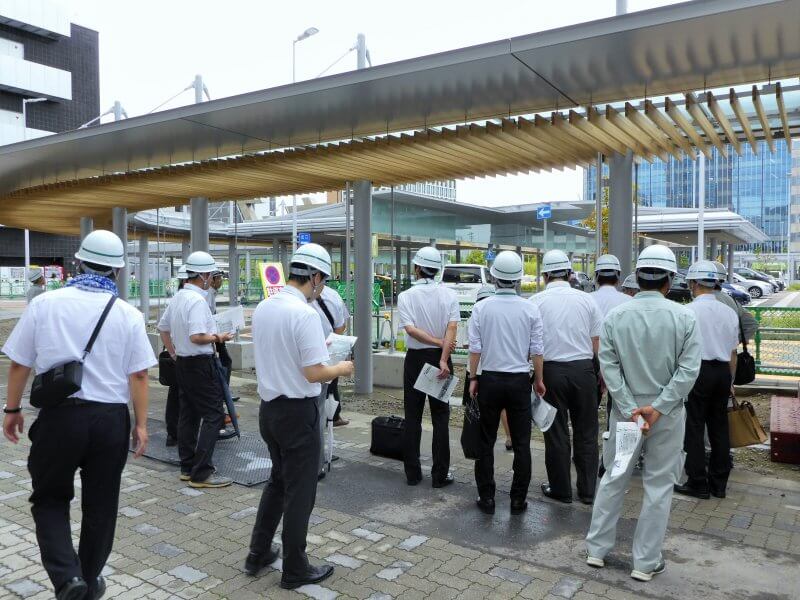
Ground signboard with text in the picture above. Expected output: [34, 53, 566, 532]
[258, 261, 286, 298]
[298, 232, 312, 245]
[536, 205, 552, 220]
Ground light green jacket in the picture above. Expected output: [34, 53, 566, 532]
[599, 291, 701, 418]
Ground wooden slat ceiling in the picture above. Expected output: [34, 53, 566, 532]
[2, 85, 796, 236]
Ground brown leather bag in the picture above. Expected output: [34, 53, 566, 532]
[728, 394, 768, 448]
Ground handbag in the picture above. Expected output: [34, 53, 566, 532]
[369, 415, 405, 460]
[734, 318, 756, 385]
[728, 394, 768, 447]
[460, 390, 482, 460]
[30, 296, 117, 409]
[158, 349, 177, 387]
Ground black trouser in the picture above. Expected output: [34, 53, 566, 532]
[176, 354, 225, 482]
[402, 348, 452, 483]
[250, 397, 320, 579]
[474, 371, 532, 501]
[27, 401, 130, 595]
[684, 360, 732, 494]
[215, 341, 232, 385]
[329, 378, 342, 421]
[542, 359, 599, 500]
[165, 384, 182, 441]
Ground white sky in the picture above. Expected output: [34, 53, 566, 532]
[68, 0, 680, 208]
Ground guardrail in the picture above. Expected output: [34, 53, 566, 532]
[748, 307, 800, 377]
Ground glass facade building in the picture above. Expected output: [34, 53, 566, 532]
[584, 140, 795, 253]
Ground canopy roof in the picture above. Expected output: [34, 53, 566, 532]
[637, 207, 769, 245]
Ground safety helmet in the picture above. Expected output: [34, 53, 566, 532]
[27, 267, 44, 283]
[184, 251, 217, 274]
[541, 249, 572, 276]
[635, 244, 677, 280]
[686, 260, 719, 288]
[177, 265, 189, 280]
[74, 230, 125, 268]
[412, 246, 442, 272]
[489, 251, 524, 282]
[594, 254, 621, 278]
[476, 285, 496, 302]
[712, 261, 728, 282]
[290, 243, 332, 278]
[621, 273, 639, 291]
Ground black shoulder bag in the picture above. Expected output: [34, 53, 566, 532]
[734, 317, 756, 385]
[30, 296, 117, 408]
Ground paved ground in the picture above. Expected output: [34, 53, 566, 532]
[2, 363, 800, 600]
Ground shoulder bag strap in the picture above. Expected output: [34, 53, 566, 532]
[317, 296, 336, 328]
[82, 295, 117, 361]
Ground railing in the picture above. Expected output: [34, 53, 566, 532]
[748, 307, 800, 377]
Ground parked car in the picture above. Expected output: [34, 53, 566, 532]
[721, 282, 751, 305]
[667, 272, 692, 303]
[734, 267, 781, 292]
[572, 271, 594, 292]
[760, 268, 786, 290]
[440, 263, 492, 303]
[732, 273, 773, 299]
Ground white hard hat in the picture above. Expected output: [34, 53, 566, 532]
[476, 285, 496, 302]
[712, 261, 728, 282]
[595, 254, 621, 277]
[686, 260, 719, 287]
[290, 243, 332, 277]
[412, 246, 442, 271]
[27, 267, 44, 283]
[177, 265, 188, 280]
[541, 249, 571, 275]
[75, 230, 125, 268]
[621, 273, 639, 290]
[184, 251, 217, 274]
[635, 244, 677, 280]
[489, 251, 524, 281]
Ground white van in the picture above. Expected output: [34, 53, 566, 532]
[440, 264, 492, 303]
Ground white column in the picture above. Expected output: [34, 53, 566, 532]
[608, 151, 634, 279]
[112, 207, 129, 301]
[698, 153, 706, 259]
[139, 233, 149, 318]
[353, 180, 373, 394]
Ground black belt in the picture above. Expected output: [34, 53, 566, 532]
[176, 354, 214, 362]
[701, 359, 730, 366]
[481, 371, 530, 378]
[268, 395, 318, 402]
[406, 347, 442, 354]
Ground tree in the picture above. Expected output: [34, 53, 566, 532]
[464, 250, 486, 265]
[582, 187, 609, 253]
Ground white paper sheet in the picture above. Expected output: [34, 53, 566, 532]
[326, 333, 357, 363]
[530, 393, 558, 432]
[610, 421, 643, 477]
[214, 305, 245, 334]
[413, 363, 459, 403]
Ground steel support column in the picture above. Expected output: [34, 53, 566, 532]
[727, 244, 735, 282]
[228, 238, 238, 306]
[353, 180, 373, 394]
[608, 151, 634, 279]
[80, 217, 93, 241]
[190, 197, 209, 252]
[139, 233, 149, 318]
[710, 237, 718, 262]
[181, 239, 190, 261]
[112, 207, 128, 301]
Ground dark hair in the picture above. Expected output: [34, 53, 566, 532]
[416, 265, 438, 279]
[287, 262, 312, 285]
[636, 274, 669, 291]
[178, 280, 185, 290]
[80, 261, 116, 280]
[597, 274, 619, 286]
[545, 272, 569, 282]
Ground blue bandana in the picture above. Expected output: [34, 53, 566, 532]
[66, 274, 119, 297]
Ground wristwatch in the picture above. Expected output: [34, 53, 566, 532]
[3, 405, 22, 414]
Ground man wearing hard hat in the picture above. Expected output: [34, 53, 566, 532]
[2, 230, 155, 600]
[26, 267, 47, 304]
[585, 244, 701, 583]
[591, 254, 631, 318]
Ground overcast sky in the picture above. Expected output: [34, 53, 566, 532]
[68, 0, 680, 208]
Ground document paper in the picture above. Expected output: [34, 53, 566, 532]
[610, 421, 643, 477]
[530, 393, 557, 432]
[326, 333, 357, 364]
[413, 363, 459, 403]
[214, 306, 245, 334]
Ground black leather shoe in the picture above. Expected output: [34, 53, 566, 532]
[432, 472, 454, 488]
[55, 577, 87, 600]
[280, 564, 334, 589]
[510, 499, 528, 515]
[710, 488, 726, 499]
[476, 497, 495, 515]
[165, 435, 177, 447]
[674, 483, 710, 499]
[406, 475, 422, 486]
[244, 546, 280, 576]
[318, 471, 326, 481]
[578, 495, 594, 505]
[87, 576, 106, 600]
[231, 396, 240, 402]
[541, 483, 572, 504]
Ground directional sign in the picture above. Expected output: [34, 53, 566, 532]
[485, 250, 496, 261]
[297, 232, 312, 245]
[536, 205, 552, 220]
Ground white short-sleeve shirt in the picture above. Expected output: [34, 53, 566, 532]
[157, 284, 217, 356]
[252, 285, 330, 401]
[529, 281, 603, 362]
[397, 279, 460, 350]
[312, 285, 350, 338]
[591, 284, 632, 319]
[2, 287, 156, 404]
[687, 294, 739, 361]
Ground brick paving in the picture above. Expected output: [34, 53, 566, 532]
[1, 375, 799, 599]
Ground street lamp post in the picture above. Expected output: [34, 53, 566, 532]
[292, 27, 319, 252]
[21, 97, 48, 292]
[787, 170, 793, 284]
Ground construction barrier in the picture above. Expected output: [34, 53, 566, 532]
[748, 307, 800, 377]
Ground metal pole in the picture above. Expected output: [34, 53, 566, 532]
[634, 161, 639, 260]
[80, 217, 93, 241]
[356, 34, 367, 70]
[595, 153, 603, 257]
[787, 170, 792, 284]
[139, 233, 149, 318]
[698, 152, 705, 260]
[616, 0, 628, 15]
[727, 243, 734, 283]
[23, 230, 30, 293]
[344, 182, 351, 312]
[608, 151, 634, 279]
[190, 75, 209, 253]
[353, 180, 373, 394]
[543, 218, 548, 252]
[292, 40, 296, 83]
[112, 207, 129, 301]
[228, 238, 238, 307]
[390, 185, 396, 354]
[292, 195, 298, 253]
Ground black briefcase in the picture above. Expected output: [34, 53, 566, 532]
[370, 415, 405, 461]
[158, 350, 177, 387]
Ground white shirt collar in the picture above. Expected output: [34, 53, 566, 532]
[495, 289, 517, 296]
[282, 285, 309, 303]
[184, 283, 207, 297]
[546, 281, 570, 289]
[694, 293, 716, 302]
[413, 278, 436, 286]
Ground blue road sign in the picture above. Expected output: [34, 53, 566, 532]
[485, 250, 496, 261]
[297, 232, 312, 245]
[536, 205, 552, 220]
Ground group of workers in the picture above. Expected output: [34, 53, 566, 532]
[0, 227, 751, 597]
[397, 242, 745, 583]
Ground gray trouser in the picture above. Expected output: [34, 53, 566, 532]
[585, 403, 686, 573]
[316, 384, 328, 473]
